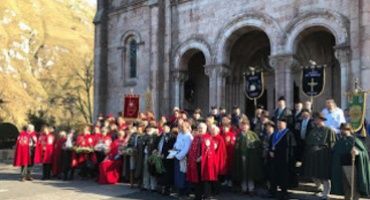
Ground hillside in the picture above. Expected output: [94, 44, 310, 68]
[0, 0, 95, 127]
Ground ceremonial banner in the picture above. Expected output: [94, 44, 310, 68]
[243, 71, 264, 100]
[301, 66, 325, 97]
[123, 95, 139, 119]
[348, 91, 367, 133]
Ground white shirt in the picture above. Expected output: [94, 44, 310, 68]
[322, 107, 346, 134]
[173, 131, 193, 160]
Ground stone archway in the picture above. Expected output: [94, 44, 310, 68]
[293, 27, 340, 111]
[172, 38, 212, 111]
[285, 10, 351, 109]
[212, 12, 284, 113]
[227, 29, 274, 117]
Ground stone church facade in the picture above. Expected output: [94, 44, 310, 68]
[93, 0, 370, 119]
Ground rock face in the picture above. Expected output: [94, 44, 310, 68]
[0, 0, 95, 126]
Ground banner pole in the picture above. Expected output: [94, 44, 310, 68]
[310, 96, 314, 112]
[254, 98, 257, 109]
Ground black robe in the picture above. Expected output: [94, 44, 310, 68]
[157, 132, 176, 186]
[273, 108, 293, 128]
[269, 128, 298, 190]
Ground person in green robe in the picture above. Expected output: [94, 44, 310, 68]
[303, 112, 336, 200]
[331, 123, 370, 200]
[232, 117, 263, 195]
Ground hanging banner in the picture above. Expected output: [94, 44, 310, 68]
[347, 91, 367, 134]
[301, 65, 325, 97]
[243, 71, 264, 100]
[123, 95, 140, 119]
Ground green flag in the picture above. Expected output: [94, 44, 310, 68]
[348, 91, 367, 135]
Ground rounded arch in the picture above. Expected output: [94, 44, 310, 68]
[285, 10, 349, 53]
[120, 30, 143, 45]
[215, 12, 284, 65]
[174, 37, 212, 70]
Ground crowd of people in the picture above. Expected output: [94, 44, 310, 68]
[12, 97, 370, 200]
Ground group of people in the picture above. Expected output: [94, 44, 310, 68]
[12, 96, 370, 200]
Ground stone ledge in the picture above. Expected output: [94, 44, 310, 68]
[0, 149, 14, 164]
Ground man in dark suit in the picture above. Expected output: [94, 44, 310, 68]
[273, 96, 293, 128]
[295, 109, 315, 164]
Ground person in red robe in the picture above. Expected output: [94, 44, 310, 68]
[187, 127, 202, 199]
[98, 130, 126, 184]
[209, 124, 227, 195]
[220, 116, 237, 187]
[72, 125, 96, 178]
[201, 123, 218, 199]
[13, 125, 36, 181]
[34, 126, 55, 180]
[52, 131, 67, 178]
[94, 127, 112, 164]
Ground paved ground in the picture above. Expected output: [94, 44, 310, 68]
[0, 163, 364, 200]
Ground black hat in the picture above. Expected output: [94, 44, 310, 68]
[194, 108, 202, 114]
[211, 106, 217, 110]
[264, 120, 275, 128]
[163, 122, 172, 127]
[278, 96, 286, 101]
[232, 105, 239, 109]
[257, 104, 264, 109]
[340, 123, 353, 132]
[312, 112, 327, 121]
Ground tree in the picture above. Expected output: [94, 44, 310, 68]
[74, 59, 94, 124]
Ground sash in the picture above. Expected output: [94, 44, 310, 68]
[272, 129, 288, 150]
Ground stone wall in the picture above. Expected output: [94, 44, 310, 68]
[94, 0, 370, 118]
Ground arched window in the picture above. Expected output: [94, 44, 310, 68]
[129, 39, 137, 78]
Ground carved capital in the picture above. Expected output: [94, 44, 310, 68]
[269, 54, 298, 71]
[204, 64, 231, 78]
[334, 45, 351, 63]
[171, 70, 188, 82]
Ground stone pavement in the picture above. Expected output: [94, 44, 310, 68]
[0, 164, 363, 200]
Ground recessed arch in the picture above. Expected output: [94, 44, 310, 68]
[173, 37, 212, 70]
[285, 10, 349, 53]
[214, 12, 285, 65]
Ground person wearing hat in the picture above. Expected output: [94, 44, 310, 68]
[295, 109, 315, 164]
[273, 96, 293, 128]
[254, 110, 270, 140]
[191, 108, 204, 126]
[141, 125, 160, 191]
[251, 105, 264, 131]
[331, 123, 370, 200]
[232, 117, 263, 195]
[157, 123, 177, 195]
[268, 117, 297, 199]
[231, 105, 244, 128]
[302, 112, 336, 200]
[126, 122, 145, 187]
[262, 120, 276, 195]
[210, 106, 222, 125]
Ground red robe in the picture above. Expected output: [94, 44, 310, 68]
[72, 134, 96, 168]
[201, 133, 218, 181]
[13, 131, 31, 166]
[187, 135, 202, 183]
[222, 129, 237, 175]
[98, 138, 125, 184]
[34, 133, 55, 164]
[212, 134, 227, 176]
[52, 137, 66, 176]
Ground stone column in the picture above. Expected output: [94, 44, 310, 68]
[269, 54, 297, 108]
[334, 45, 351, 108]
[205, 64, 231, 108]
[171, 70, 188, 109]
